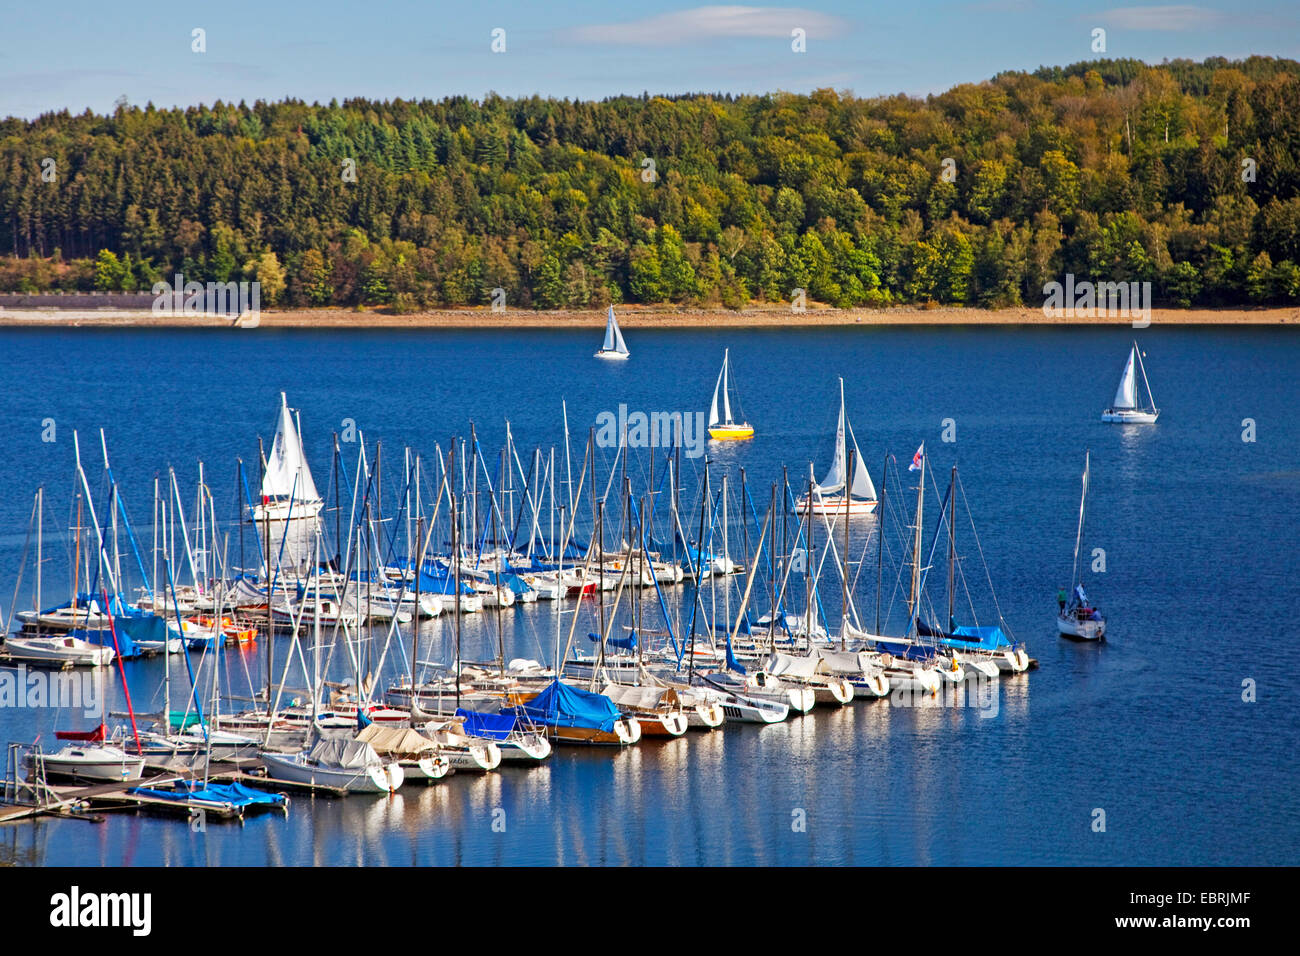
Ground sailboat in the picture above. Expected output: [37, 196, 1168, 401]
[254, 393, 324, 522]
[707, 349, 754, 440]
[594, 306, 630, 360]
[1101, 342, 1159, 423]
[1058, 450, 1106, 640]
[799, 379, 877, 516]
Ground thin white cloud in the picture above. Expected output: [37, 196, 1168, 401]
[1098, 5, 1225, 31]
[571, 5, 846, 46]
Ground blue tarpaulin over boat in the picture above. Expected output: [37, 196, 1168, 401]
[917, 620, 1013, 651]
[455, 709, 519, 740]
[586, 630, 638, 650]
[128, 780, 287, 810]
[520, 680, 620, 733]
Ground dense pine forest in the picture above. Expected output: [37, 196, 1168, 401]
[3, 56, 1300, 310]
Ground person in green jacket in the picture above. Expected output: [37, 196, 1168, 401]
[1057, 588, 1067, 611]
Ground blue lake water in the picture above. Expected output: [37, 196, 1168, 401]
[0, 323, 1296, 866]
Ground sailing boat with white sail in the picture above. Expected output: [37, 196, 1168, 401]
[1102, 342, 1159, 423]
[1058, 450, 1106, 640]
[254, 392, 323, 523]
[799, 379, 877, 516]
[594, 306, 630, 360]
[707, 348, 754, 440]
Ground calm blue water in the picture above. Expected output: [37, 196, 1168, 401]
[0, 323, 1296, 866]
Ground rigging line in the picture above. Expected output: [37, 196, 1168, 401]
[957, 474, 1014, 641]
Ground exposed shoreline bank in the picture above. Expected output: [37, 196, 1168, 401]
[0, 305, 1296, 328]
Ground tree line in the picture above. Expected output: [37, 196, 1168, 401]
[3, 55, 1300, 310]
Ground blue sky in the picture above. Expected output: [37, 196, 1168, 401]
[3, 1, 1297, 118]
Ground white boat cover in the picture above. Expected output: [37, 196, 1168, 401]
[814, 648, 874, 673]
[765, 652, 828, 679]
[600, 684, 679, 710]
[355, 725, 437, 756]
[308, 737, 381, 769]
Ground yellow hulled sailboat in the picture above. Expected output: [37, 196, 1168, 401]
[707, 348, 754, 440]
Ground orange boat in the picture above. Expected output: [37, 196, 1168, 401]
[188, 615, 257, 645]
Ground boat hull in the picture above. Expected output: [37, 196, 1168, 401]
[1058, 613, 1106, 641]
[1101, 409, 1158, 424]
[260, 752, 404, 793]
[708, 424, 754, 441]
[796, 495, 878, 516]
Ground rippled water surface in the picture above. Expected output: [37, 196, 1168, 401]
[0, 324, 1295, 865]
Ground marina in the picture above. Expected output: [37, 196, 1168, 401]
[0, 324, 1294, 866]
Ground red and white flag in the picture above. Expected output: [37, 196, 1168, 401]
[908, 443, 925, 472]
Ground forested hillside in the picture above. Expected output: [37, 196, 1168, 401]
[3, 56, 1300, 309]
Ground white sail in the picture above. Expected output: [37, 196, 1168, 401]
[816, 381, 848, 494]
[708, 359, 724, 427]
[721, 350, 733, 424]
[262, 393, 320, 502]
[604, 306, 629, 355]
[1112, 348, 1137, 409]
[602, 307, 617, 352]
[847, 424, 878, 501]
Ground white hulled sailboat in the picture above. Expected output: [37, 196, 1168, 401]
[1102, 342, 1159, 423]
[594, 306, 630, 360]
[1058, 450, 1106, 640]
[799, 379, 877, 516]
[254, 392, 323, 523]
[707, 348, 754, 440]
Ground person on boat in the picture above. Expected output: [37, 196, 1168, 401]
[1057, 588, 1067, 611]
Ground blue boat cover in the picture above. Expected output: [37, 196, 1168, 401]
[129, 781, 287, 809]
[917, 620, 1012, 651]
[586, 630, 637, 650]
[455, 708, 518, 740]
[520, 680, 620, 732]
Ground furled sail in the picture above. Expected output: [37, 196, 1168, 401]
[1112, 348, 1137, 409]
[262, 393, 320, 502]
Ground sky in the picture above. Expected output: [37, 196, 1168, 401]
[2, 1, 1298, 118]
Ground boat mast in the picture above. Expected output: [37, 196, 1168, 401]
[1071, 450, 1090, 594]
[687, 458, 709, 685]
[842, 448, 851, 649]
[947, 464, 956, 632]
[451, 441, 461, 711]
[876, 453, 888, 635]
[909, 447, 925, 627]
[1134, 341, 1157, 411]
[260, 434, 273, 716]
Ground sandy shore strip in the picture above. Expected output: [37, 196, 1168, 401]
[0, 305, 1296, 328]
